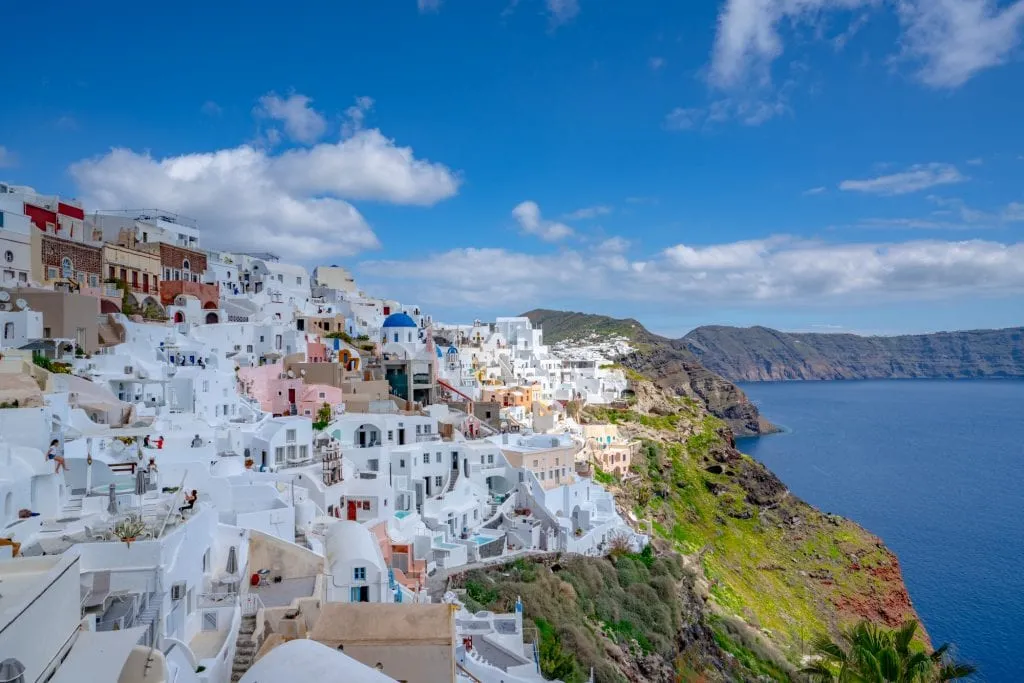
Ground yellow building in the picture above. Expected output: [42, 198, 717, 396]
[101, 233, 162, 310]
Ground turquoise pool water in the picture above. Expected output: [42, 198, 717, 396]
[394, 510, 410, 519]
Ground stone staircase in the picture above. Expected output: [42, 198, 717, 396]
[230, 614, 258, 682]
[294, 529, 308, 549]
[446, 466, 460, 493]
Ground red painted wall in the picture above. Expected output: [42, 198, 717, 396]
[24, 203, 57, 230]
[57, 202, 85, 220]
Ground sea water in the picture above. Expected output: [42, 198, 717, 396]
[739, 379, 1024, 682]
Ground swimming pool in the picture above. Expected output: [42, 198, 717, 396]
[395, 510, 411, 519]
[471, 534, 502, 545]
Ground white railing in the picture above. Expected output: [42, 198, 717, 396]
[241, 593, 264, 617]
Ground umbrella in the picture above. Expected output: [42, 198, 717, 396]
[0, 658, 26, 683]
[226, 545, 238, 575]
[134, 468, 147, 496]
[107, 483, 118, 515]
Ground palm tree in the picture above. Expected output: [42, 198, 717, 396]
[802, 619, 975, 683]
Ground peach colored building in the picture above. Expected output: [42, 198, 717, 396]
[582, 423, 634, 475]
[480, 383, 542, 408]
[238, 362, 343, 419]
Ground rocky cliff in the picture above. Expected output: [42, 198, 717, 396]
[684, 325, 1024, 382]
[447, 379, 925, 682]
[522, 309, 775, 436]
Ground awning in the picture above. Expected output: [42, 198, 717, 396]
[50, 626, 146, 683]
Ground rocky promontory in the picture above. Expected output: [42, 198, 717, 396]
[683, 325, 1024, 382]
[522, 309, 775, 436]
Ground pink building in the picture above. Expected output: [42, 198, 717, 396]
[238, 361, 343, 419]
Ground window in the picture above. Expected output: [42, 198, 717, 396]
[487, 454, 494, 464]
[318, 392, 325, 399]
[202, 611, 218, 632]
[353, 567, 366, 581]
[480, 455, 485, 465]
[422, 453, 429, 464]
[46, 266, 57, 280]
[3, 250, 12, 263]
[533, 459, 539, 468]
[202, 549, 210, 572]
[399, 458, 405, 468]
[388, 430, 393, 441]
[275, 447, 284, 464]
[286, 429, 296, 442]
[539, 472, 545, 480]
[299, 445, 308, 460]
[415, 425, 421, 435]
[473, 509, 478, 520]
[246, 344, 253, 353]
[182, 258, 191, 271]
[287, 445, 296, 460]
[434, 476, 443, 488]
[296, 276, 302, 285]
[202, 380, 210, 392]
[424, 425, 431, 434]
[435, 452, 442, 463]
[60, 257, 74, 278]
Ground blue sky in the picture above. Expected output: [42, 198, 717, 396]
[1, 0, 1023, 336]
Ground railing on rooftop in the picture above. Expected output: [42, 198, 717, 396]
[97, 208, 199, 229]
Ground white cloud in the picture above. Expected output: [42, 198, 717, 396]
[201, 101, 222, 116]
[546, 0, 580, 27]
[71, 147, 378, 262]
[0, 145, 16, 168]
[512, 201, 574, 241]
[597, 236, 630, 253]
[418, 0, 441, 12]
[666, 96, 787, 130]
[275, 129, 460, 205]
[255, 92, 327, 144]
[342, 96, 374, 137]
[804, 186, 827, 195]
[359, 236, 1024, 309]
[649, 56, 666, 70]
[839, 163, 966, 195]
[564, 205, 611, 220]
[70, 123, 460, 261]
[1001, 202, 1024, 221]
[896, 0, 1024, 88]
[665, 107, 704, 131]
[966, 157, 984, 166]
[709, 0, 1024, 92]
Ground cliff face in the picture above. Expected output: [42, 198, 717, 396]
[448, 379, 925, 682]
[522, 309, 775, 436]
[684, 325, 1024, 382]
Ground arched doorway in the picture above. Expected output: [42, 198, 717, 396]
[173, 311, 185, 323]
[203, 301, 218, 310]
[100, 299, 121, 314]
[205, 312, 219, 324]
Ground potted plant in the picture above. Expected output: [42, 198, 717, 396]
[113, 515, 148, 547]
[244, 458, 254, 469]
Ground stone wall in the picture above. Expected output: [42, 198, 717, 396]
[40, 234, 102, 280]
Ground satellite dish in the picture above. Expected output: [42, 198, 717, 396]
[15, 299, 28, 311]
[0, 291, 9, 302]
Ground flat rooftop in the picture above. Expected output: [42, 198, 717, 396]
[0, 556, 66, 627]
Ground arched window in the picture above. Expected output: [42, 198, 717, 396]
[182, 258, 191, 271]
[61, 256, 74, 278]
[3, 250, 12, 263]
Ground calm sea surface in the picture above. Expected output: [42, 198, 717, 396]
[738, 379, 1024, 683]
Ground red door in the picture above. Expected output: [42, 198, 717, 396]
[288, 388, 296, 403]
[347, 501, 358, 521]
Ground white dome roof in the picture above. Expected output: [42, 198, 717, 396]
[240, 639, 396, 683]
